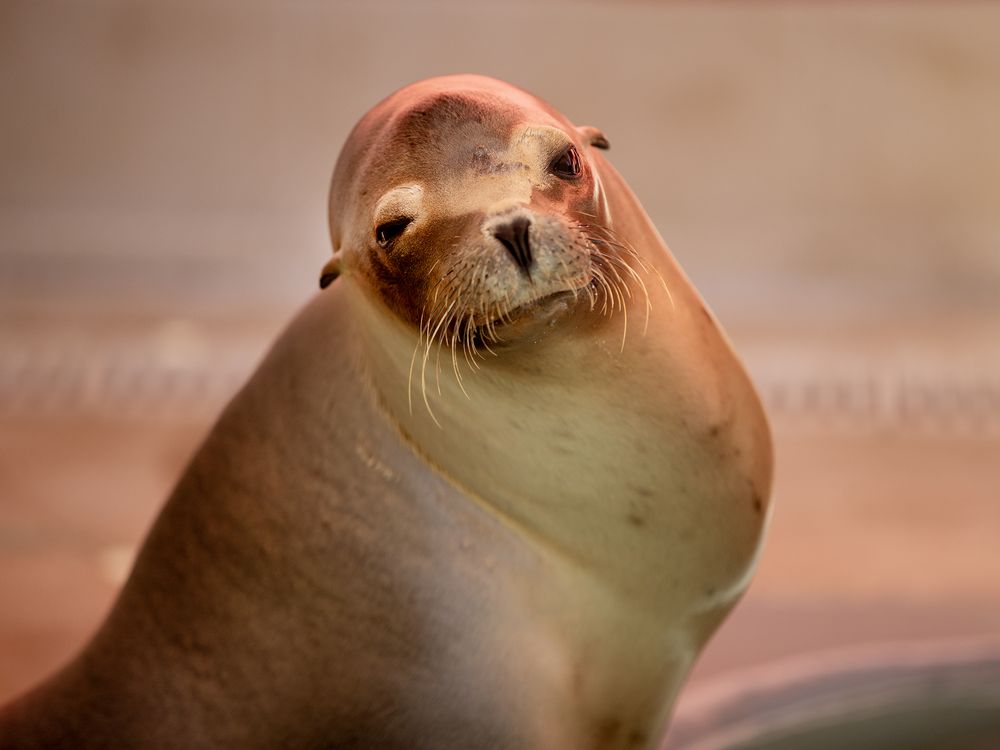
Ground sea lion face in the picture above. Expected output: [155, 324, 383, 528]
[325, 76, 637, 351]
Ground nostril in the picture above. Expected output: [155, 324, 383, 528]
[492, 216, 533, 275]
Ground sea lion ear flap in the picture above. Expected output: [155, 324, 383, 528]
[319, 252, 342, 290]
[578, 126, 610, 150]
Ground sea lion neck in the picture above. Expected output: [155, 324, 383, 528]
[340, 266, 765, 619]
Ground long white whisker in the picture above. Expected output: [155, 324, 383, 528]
[408, 309, 428, 416]
[420, 300, 454, 428]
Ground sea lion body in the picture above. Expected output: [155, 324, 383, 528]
[0, 75, 772, 749]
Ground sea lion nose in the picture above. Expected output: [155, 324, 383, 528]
[492, 216, 533, 276]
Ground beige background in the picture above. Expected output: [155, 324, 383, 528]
[1, 0, 999, 742]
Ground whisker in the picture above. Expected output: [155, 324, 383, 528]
[407, 308, 428, 416]
[420, 300, 454, 428]
[450, 322, 470, 399]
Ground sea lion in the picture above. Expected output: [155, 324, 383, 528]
[0, 75, 772, 749]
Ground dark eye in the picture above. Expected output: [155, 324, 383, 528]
[375, 217, 412, 249]
[550, 145, 582, 179]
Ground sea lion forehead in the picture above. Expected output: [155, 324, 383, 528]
[383, 76, 569, 148]
[370, 93, 574, 205]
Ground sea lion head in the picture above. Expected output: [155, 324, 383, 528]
[321, 74, 646, 351]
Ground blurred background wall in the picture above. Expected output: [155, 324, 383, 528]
[2, 0, 999, 737]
